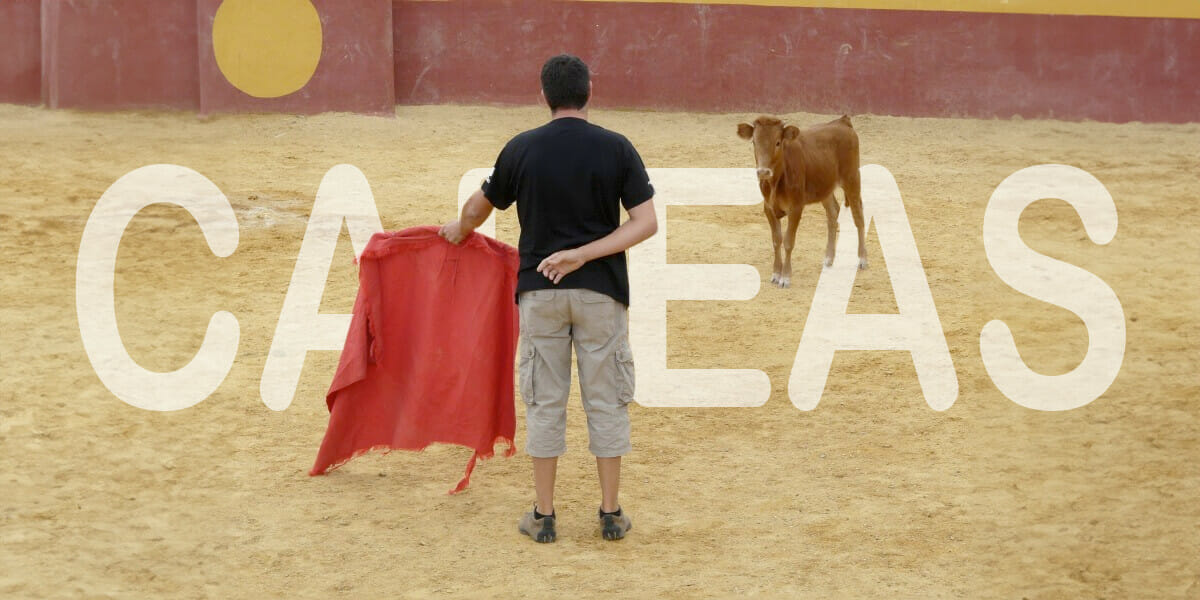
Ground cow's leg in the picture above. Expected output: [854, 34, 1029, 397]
[821, 195, 840, 267]
[781, 208, 801, 288]
[844, 172, 868, 269]
[764, 204, 783, 284]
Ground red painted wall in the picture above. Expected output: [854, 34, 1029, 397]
[4, 0, 1197, 122]
[197, 0, 395, 115]
[0, 0, 42, 105]
[392, 0, 1200, 123]
[41, 0, 200, 110]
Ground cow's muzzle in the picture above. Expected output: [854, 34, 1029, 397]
[756, 167, 773, 180]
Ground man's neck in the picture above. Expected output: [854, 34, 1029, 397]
[551, 108, 588, 121]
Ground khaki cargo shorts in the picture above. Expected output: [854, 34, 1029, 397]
[517, 288, 635, 458]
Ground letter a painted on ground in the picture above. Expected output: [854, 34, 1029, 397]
[261, 165, 383, 411]
[789, 164, 958, 411]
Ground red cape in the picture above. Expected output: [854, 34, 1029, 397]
[310, 226, 519, 493]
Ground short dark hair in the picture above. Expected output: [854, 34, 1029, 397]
[540, 54, 590, 112]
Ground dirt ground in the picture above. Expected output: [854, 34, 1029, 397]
[1, 103, 1197, 599]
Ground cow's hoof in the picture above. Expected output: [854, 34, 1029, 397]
[779, 277, 790, 288]
[858, 257, 869, 270]
[770, 274, 780, 284]
[823, 256, 834, 268]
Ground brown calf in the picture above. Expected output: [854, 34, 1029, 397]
[736, 115, 867, 288]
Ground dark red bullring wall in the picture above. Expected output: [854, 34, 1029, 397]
[0, 0, 41, 105]
[41, 0, 200, 110]
[197, 0, 395, 115]
[392, 0, 1200, 123]
[4, 1, 1197, 122]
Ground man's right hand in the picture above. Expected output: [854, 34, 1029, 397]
[440, 190, 496, 245]
[439, 220, 470, 244]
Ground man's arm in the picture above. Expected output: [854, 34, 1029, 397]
[537, 198, 658, 284]
[438, 188, 495, 244]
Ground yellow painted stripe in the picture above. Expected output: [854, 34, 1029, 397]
[570, 0, 1200, 20]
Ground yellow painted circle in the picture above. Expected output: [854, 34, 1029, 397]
[212, 0, 323, 99]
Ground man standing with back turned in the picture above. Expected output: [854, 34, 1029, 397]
[440, 54, 657, 543]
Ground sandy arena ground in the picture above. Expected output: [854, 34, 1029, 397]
[1, 103, 1198, 598]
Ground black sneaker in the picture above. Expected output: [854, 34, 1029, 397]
[518, 507, 557, 543]
[599, 507, 631, 541]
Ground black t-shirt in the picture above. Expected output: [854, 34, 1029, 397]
[481, 117, 654, 306]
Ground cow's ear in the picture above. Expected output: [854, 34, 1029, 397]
[737, 123, 754, 140]
[782, 125, 800, 140]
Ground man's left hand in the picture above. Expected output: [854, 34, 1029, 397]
[439, 220, 469, 244]
[537, 249, 586, 284]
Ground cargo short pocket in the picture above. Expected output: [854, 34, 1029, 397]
[615, 342, 635, 406]
[576, 290, 617, 350]
[578, 289, 611, 303]
[518, 342, 537, 406]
